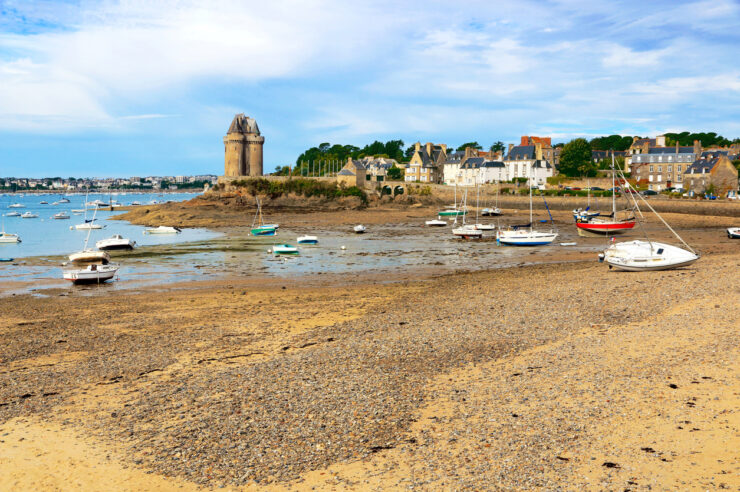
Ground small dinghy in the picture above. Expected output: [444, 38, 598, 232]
[39, 201, 48, 205]
[297, 235, 318, 245]
[727, 227, 740, 239]
[63, 263, 118, 284]
[21, 212, 38, 218]
[53, 211, 70, 219]
[96, 234, 136, 250]
[144, 226, 181, 234]
[0, 258, 14, 262]
[474, 223, 495, 231]
[425, 219, 447, 227]
[354, 225, 366, 234]
[272, 244, 299, 255]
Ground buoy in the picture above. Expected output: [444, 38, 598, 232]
[340, 245, 346, 250]
[267, 248, 272, 253]
[69, 226, 73, 230]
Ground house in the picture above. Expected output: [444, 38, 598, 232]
[625, 135, 701, 174]
[519, 136, 554, 162]
[355, 156, 399, 182]
[631, 142, 700, 191]
[337, 157, 366, 188]
[405, 142, 447, 183]
[504, 142, 554, 187]
[591, 150, 627, 164]
[683, 153, 738, 196]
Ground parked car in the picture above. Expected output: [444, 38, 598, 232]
[590, 186, 604, 191]
[640, 190, 658, 196]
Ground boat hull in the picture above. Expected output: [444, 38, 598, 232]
[602, 241, 699, 271]
[63, 266, 118, 284]
[576, 220, 635, 234]
[728, 227, 740, 239]
[497, 230, 558, 246]
[438, 210, 467, 217]
[251, 228, 276, 236]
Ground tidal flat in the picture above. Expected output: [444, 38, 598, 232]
[0, 202, 738, 490]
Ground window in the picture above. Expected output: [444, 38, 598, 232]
[420, 175, 427, 182]
[657, 175, 662, 182]
[648, 184, 653, 190]
[649, 175, 654, 182]
[677, 165, 681, 172]
[677, 175, 682, 182]
[667, 165, 672, 172]
[658, 156, 663, 162]
[658, 166, 662, 172]
[668, 156, 673, 161]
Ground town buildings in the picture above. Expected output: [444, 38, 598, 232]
[503, 140, 554, 187]
[404, 142, 448, 183]
[683, 152, 738, 196]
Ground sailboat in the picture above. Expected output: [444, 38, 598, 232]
[438, 184, 467, 217]
[599, 163, 699, 272]
[473, 180, 495, 231]
[481, 183, 502, 216]
[576, 156, 636, 235]
[75, 190, 105, 230]
[496, 183, 558, 246]
[572, 179, 601, 220]
[68, 207, 111, 264]
[0, 214, 21, 243]
[250, 198, 277, 236]
[452, 187, 483, 239]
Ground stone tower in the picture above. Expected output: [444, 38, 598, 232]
[223, 114, 264, 177]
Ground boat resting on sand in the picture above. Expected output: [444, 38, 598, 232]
[63, 264, 118, 284]
[599, 240, 699, 271]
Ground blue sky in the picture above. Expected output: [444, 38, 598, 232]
[1, 0, 739, 177]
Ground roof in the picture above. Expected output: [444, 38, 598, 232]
[227, 113, 260, 135]
[532, 160, 552, 169]
[685, 157, 728, 174]
[337, 169, 356, 176]
[506, 145, 535, 160]
[461, 157, 485, 169]
[481, 160, 505, 168]
[701, 150, 728, 157]
[648, 146, 695, 155]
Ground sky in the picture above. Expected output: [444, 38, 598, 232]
[1, 0, 739, 178]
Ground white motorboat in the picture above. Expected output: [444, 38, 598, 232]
[58, 198, 70, 204]
[354, 225, 366, 234]
[0, 232, 21, 243]
[96, 234, 136, 250]
[425, 219, 447, 227]
[5, 211, 20, 217]
[21, 212, 38, 218]
[131, 201, 142, 206]
[71, 209, 85, 214]
[144, 226, 181, 234]
[599, 240, 699, 271]
[272, 244, 299, 255]
[39, 201, 48, 204]
[727, 227, 740, 239]
[69, 249, 111, 264]
[8, 203, 24, 208]
[297, 235, 318, 245]
[53, 211, 70, 219]
[75, 221, 104, 230]
[63, 264, 118, 284]
[452, 224, 484, 239]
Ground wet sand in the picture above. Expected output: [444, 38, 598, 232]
[1, 205, 739, 490]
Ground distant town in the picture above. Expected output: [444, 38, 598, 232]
[0, 175, 219, 192]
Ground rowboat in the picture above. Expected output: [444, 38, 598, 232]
[425, 219, 447, 227]
[727, 227, 740, 239]
[297, 235, 318, 245]
[144, 226, 181, 234]
[354, 225, 366, 234]
[96, 234, 136, 250]
[272, 244, 299, 255]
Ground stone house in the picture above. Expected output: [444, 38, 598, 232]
[632, 142, 699, 191]
[337, 157, 366, 188]
[683, 153, 738, 196]
[355, 156, 399, 182]
[519, 136, 554, 163]
[625, 135, 701, 175]
[405, 142, 448, 183]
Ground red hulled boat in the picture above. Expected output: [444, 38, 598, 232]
[576, 216, 636, 234]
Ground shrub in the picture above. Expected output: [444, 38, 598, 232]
[227, 178, 368, 205]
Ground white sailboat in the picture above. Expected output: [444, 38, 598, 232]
[75, 190, 105, 229]
[0, 214, 21, 243]
[69, 207, 111, 264]
[599, 162, 699, 271]
[144, 226, 181, 234]
[63, 263, 118, 284]
[497, 184, 557, 246]
[452, 187, 483, 239]
[473, 179, 495, 231]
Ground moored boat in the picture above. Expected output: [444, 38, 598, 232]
[250, 198, 277, 236]
[297, 235, 318, 245]
[21, 212, 38, 218]
[69, 249, 111, 264]
[425, 219, 447, 227]
[96, 234, 136, 250]
[63, 264, 118, 284]
[144, 226, 181, 234]
[53, 211, 70, 219]
[600, 240, 699, 271]
[5, 211, 20, 217]
[272, 244, 299, 255]
[8, 203, 24, 208]
[727, 227, 740, 239]
[354, 224, 366, 234]
[452, 224, 483, 239]
[497, 185, 558, 246]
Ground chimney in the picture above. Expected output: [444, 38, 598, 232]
[535, 142, 543, 161]
[440, 144, 447, 153]
[676, 141, 679, 154]
[656, 135, 666, 147]
[693, 139, 701, 156]
[520, 136, 529, 146]
[414, 142, 420, 152]
[508, 143, 514, 154]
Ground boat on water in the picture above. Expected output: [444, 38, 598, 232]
[272, 244, 299, 255]
[63, 264, 118, 284]
[131, 201, 142, 206]
[0, 257, 14, 262]
[71, 209, 85, 214]
[354, 224, 366, 234]
[598, 161, 699, 272]
[75, 221, 104, 229]
[0, 214, 21, 243]
[250, 198, 277, 236]
[497, 185, 558, 246]
[39, 201, 48, 204]
[297, 235, 318, 245]
[21, 212, 39, 218]
[53, 211, 70, 219]
[425, 219, 447, 227]
[144, 226, 181, 234]
[8, 203, 24, 208]
[5, 211, 20, 217]
[727, 227, 740, 239]
[96, 234, 136, 250]
[58, 198, 70, 204]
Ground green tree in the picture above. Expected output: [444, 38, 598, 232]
[559, 138, 596, 177]
[386, 166, 403, 180]
[456, 142, 482, 152]
[489, 141, 505, 153]
[589, 135, 635, 151]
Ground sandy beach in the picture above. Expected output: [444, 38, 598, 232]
[1, 201, 738, 490]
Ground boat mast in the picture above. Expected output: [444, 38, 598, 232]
[529, 182, 533, 229]
[611, 153, 616, 217]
